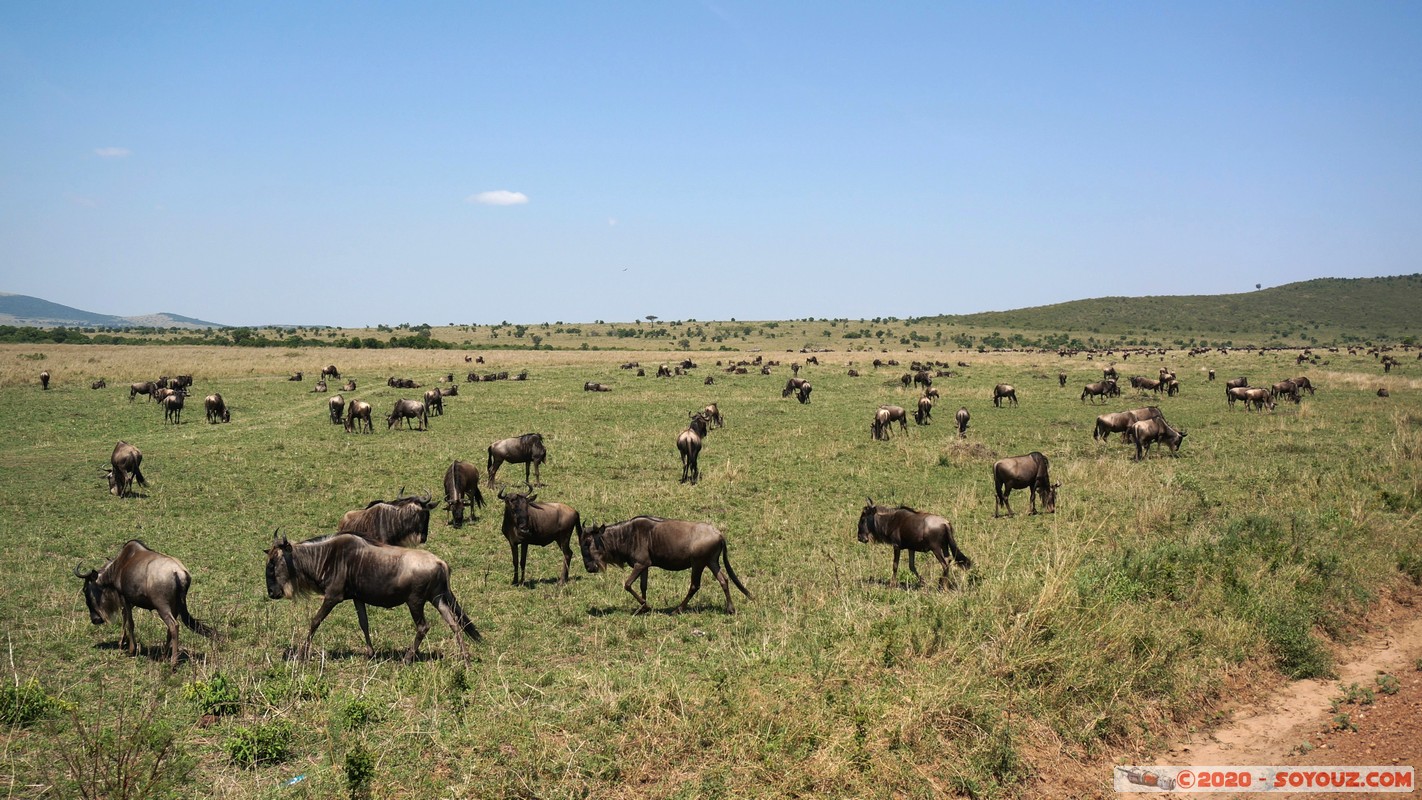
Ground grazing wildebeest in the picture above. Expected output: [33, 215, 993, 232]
[857, 500, 973, 589]
[992, 384, 1017, 407]
[783, 377, 812, 403]
[264, 532, 480, 664]
[498, 490, 582, 586]
[872, 405, 908, 440]
[1081, 379, 1118, 404]
[583, 382, 612, 392]
[1224, 376, 1248, 390]
[423, 388, 444, 416]
[321, 364, 341, 380]
[700, 403, 724, 429]
[1243, 387, 1275, 411]
[1271, 380, 1300, 404]
[1127, 417, 1186, 460]
[162, 392, 184, 424]
[579, 517, 751, 614]
[1093, 406, 1163, 442]
[129, 381, 158, 402]
[1166, 379, 1180, 397]
[1103, 365, 1118, 380]
[924, 386, 940, 400]
[75, 540, 214, 668]
[105, 441, 148, 497]
[1058, 372, 1067, 387]
[312, 380, 328, 393]
[342, 379, 357, 392]
[914, 395, 934, 425]
[442, 460, 485, 527]
[1292, 376, 1315, 396]
[40, 371, 50, 390]
[204, 393, 230, 424]
[992, 452, 1058, 517]
[1226, 386, 1252, 408]
[328, 394, 346, 424]
[487, 433, 547, 487]
[387, 398, 428, 430]
[345, 400, 373, 433]
[913, 370, 933, 389]
[677, 413, 710, 484]
[338, 493, 439, 546]
[955, 406, 970, 437]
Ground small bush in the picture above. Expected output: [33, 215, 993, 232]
[182, 673, 241, 717]
[345, 742, 376, 800]
[1376, 674, 1401, 696]
[54, 698, 194, 800]
[1, 678, 64, 726]
[225, 720, 294, 767]
[338, 697, 384, 730]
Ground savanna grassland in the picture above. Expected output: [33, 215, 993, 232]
[2, 340, 1420, 799]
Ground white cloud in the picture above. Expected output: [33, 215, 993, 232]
[467, 190, 529, 206]
[94, 147, 131, 158]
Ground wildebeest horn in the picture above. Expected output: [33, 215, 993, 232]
[73, 563, 90, 580]
[497, 488, 507, 500]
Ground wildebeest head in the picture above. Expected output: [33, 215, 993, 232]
[73, 562, 117, 624]
[499, 489, 536, 537]
[1040, 482, 1060, 513]
[578, 522, 607, 573]
[856, 500, 879, 544]
[264, 530, 299, 600]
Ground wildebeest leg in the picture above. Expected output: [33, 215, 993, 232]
[711, 557, 736, 613]
[121, 604, 137, 655]
[299, 596, 343, 660]
[907, 550, 920, 584]
[556, 538, 572, 586]
[623, 564, 651, 613]
[675, 565, 704, 613]
[1028, 485, 1039, 515]
[354, 601, 375, 658]
[994, 484, 1012, 518]
[432, 597, 472, 664]
[891, 547, 902, 585]
[402, 601, 431, 664]
[487, 458, 501, 487]
[929, 547, 951, 590]
[508, 541, 521, 586]
[158, 608, 181, 668]
[519, 544, 530, 586]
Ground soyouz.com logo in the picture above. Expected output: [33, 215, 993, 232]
[1114, 765, 1414, 793]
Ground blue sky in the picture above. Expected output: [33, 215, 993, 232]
[2, 3, 1419, 327]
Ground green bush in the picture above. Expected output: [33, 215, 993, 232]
[345, 742, 376, 800]
[225, 720, 294, 767]
[0, 678, 63, 725]
[183, 673, 241, 717]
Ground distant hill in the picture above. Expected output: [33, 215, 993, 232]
[0, 293, 224, 329]
[929, 275, 1422, 345]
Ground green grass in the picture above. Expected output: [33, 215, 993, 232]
[1, 342, 1419, 798]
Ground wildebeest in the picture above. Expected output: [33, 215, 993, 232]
[487, 433, 547, 487]
[338, 493, 439, 546]
[321, 364, 341, 380]
[342, 379, 357, 392]
[583, 382, 612, 392]
[437, 385, 457, 397]
[914, 395, 934, 425]
[1058, 372, 1067, 387]
[1208, 369, 1216, 381]
[783, 377, 812, 403]
[387, 398, 428, 430]
[1226, 386, 1252, 408]
[204, 393, 230, 424]
[677, 413, 710, 484]
[422, 388, 444, 416]
[1093, 406, 1162, 442]
[579, 517, 751, 614]
[1129, 376, 1163, 394]
[1243, 387, 1275, 411]
[129, 381, 158, 402]
[91, 378, 107, 389]
[172, 375, 193, 391]
[1271, 380, 1300, 404]
[992, 384, 1018, 407]
[871, 405, 909, 440]
[442, 460, 486, 527]
[857, 500, 973, 589]
[328, 394, 346, 424]
[1127, 417, 1186, 460]
[1378, 387, 1391, 397]
[992, 452, 1058, 517]
[955, 406, 970, 437]
[701, 403, 724, 429]
[162, 392, 184, 424]
[104, 441, 148, 497]
[40, 370, 50, 390]
[311, 380, 328, 393]
[498, 490, 582, 586]
[75, 540, 214, 668]
[1224, 376, 1248, 390]
[288, 371, 303, 381]
[344, 399, 373, 433]
[264, 532, 480, 664]
[1081, 379, 1118, 403]
[1292, 376, 1315, 395]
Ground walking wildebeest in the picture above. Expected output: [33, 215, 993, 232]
[857, 500, 973, 589]
[264, 532, 481, 664]
[955, 406, 970, 437]
[162, 392, 184, 424]
[579, 517, 752, 614]
[75, 540, 214, 668]
[204, 393, 230, 424]
[91, 378, 107, 389]
[487, 433, 547, 487]
[1208, 369, 1216, 382]
[992, 384, 1018, 407]
[914, 395, 934, 425]
[40, 371, 50, 390]
[387, 398, 428, 430]
[677, 413, 710, 484]
[1292, 376, 1315, 395]
[423, 388, 444, 416]
[1127, 417, 1186, 460]
[442, 460, 486, 527]
[129, 381, 158, 402]
[992, 452, 1058, 517]
[701, 403, 724, 429]
[338, 493, 440, 546]
[328, 394, 346, 424]
[1081, 380, 1118, 403]
[345, 400, 373, 433]
[1092, 406, 1162, 442]
[498, 490, 582, 586]
[1129, 376, 1163, 394]
[104, 441, 148, 498]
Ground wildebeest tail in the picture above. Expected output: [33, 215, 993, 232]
[173, 575, 216, 639]
[133, 463, 148, 487]
[721, 546, 753, 599]
[946, 534, 974, 570]
[470, 482, 485, 508]
[439, 589, 482, 642]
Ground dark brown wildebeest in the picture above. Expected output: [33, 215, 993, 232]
[783, 377, 812, 403]
[913, 370, 933, 388]
[579, 516, 751, 614]
[1271, 380, 1300, 404]
[1166, 379, 1180, 396]
[264, 532, 480, 664]
[498, 490, 582, 586]
[704, 375, 714, 385]
[387, 398, 428, 430]
[1093, 406, 1162, 442]
[75, 540, 215, 669]
[871, 405, 908, 440]
[914, 395, 934, 425]
[438, 385, 457, 397]
[129, 381, 158, 402]
[955, 406, 970, 437]
[328, 394, 346, 424]
[342, 379, 357, 392]
[91, 378, 107, 389]
[1208, 369, 1216, 381]
[338, 493, 439, 546]
[583, 382, 612, 392]
[162, 392, 184, 424]
[321, 364, 341, 380]
[677, 413, 710, 485]
[1103, 365, 1118, 380]
[924, 386, 940, 400]
[992, 384, 1018, 407]
[172, 375, 193, 391]
[847, 369, 860, 377]
[1378, 387, 1390, 397]
[701, 403, 724, 429]
[422, 388, 444, 416]
[345, 400, 373, 433]
[656, 364, 672, 378]
[204, 393, 230, 424]
[857, 500, 973, 589]
[288, 371, 303, 381]
[442, 461, 486, 527]
[1127, 417, 1186, 460]
[40, 370, 50, 390]
[1292, 376, 1315, 395]
[1058, 372, 1067, 387]
[1130, 376, 1163, 394]
[992, 452, 1058, 517]
[1081, 379, 1118, 404]
[311, 380, 328, 393]
[487, 433, 547, 487]
[105, 441, 148, 497]
[1225, 376, 1248, 390]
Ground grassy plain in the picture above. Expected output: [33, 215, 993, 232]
[1, 341, 1420, 799]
